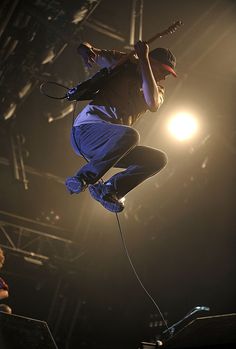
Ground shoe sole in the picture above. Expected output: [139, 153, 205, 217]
[89, 185, 124, 213]
[65, 176, 85, 194]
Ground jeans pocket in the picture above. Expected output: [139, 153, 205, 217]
[72, 124, 96, 158]
[70, 127, 82, 155]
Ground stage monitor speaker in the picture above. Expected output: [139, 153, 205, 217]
[163, 313, 236, 348]
[0, 311, 58, 349]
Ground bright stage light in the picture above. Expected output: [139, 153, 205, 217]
[167, 112, 198, 141]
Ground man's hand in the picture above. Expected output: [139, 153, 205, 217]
[77, 43, 97, 68]
[134, 40, 149, 62]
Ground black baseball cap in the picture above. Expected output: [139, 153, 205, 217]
[149, 47, 177, 77]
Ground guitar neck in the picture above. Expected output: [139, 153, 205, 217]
[111, 20, 183, 69]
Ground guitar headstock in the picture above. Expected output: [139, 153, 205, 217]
[161, 20, 183, 36]
[147, 20, 184, 44]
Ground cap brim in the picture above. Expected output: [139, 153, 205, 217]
[162, 63, 177, 77]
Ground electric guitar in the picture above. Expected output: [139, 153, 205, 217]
[67, 20, 183, 101]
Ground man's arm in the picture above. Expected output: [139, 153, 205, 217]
[77, 42, 127, 69]
[0, 289, 8, 300]
[134, 41, 163, 112]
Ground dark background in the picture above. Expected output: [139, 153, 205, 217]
[0, 1, 236, 348]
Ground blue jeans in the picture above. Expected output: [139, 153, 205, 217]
[70, 122, 167, 198]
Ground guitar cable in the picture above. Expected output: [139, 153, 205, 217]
[39, 81, 70, 99]
[40, 82, 171, 336]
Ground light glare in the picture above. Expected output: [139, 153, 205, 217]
[168, 113, 198, 141]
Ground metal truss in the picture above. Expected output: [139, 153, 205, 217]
[0, 155, 64, 187]
[0, 210, 85, 268]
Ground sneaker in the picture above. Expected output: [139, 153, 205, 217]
[89, 181, 124, 213]
[65, 176, 87, 194]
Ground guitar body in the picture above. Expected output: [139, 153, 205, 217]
[67, 61, 132, 101]
[67, 67, 110, 101]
